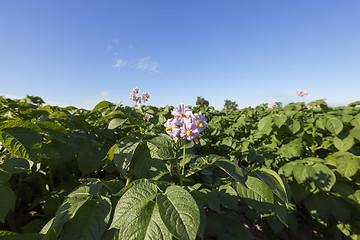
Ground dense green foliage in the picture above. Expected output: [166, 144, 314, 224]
[224, 100, 238, 111]
[196, 97, 209, 108]
[0, 95, 359, 239]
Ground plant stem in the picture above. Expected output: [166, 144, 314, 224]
[125, 176, 132, 186]
[182, 141, 186, 175]
[180, 141, 186, 186]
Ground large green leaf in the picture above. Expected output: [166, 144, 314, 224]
[258, 117, 273, 135]
[0, 233, 43, 240]
[293, 163, 313, 184]
[109, 137, 141, 176]
[77, 145, 106, 176]
[335, 155, 359, 178]
[117, 201, 172, 240]
[216, 159, 246, 186]
[233, 176, 274, 213]
[1, 158, 30, 174]
[273, 115, 287, 128]
[308, 163, 336, 191]
[350, 127, 360, 141]
[325, 118, 343, 135]
[110, 181, 159, 229]
[46, 196, 91, 235]
[108, 118, 127, 130]
[286, 119, 301, 134]
[304, 194, 331, 225]
[256, 168, 288, 203]
[0, 127, 42, 162]
[60, 198, 112, 240]
[333, 134, 354, 152]
[157, 185, 200, 240]
[46, 181, 102, 234]
[0, 186, 16, 223]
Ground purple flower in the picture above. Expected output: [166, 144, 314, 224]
[144, 113, 151, 121]
[267, 102, 277, 109]
[172, 104, 192, 123]
[233, 157, 239, 165]
[296, 90, 308, 97]
[164, 118, 180, 139]
[192, 113, 207, 132]
[180, 121, 199, 141]
[142, 92, 150, 102]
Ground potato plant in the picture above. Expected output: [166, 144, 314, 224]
[0, 95, 359, 240]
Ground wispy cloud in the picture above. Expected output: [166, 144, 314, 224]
[113, 56, 159, 73]
[106, 39, 119, 52]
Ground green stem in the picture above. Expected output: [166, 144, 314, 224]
[180, 141, 186, 186]
[182, 141, 186, 175]
[125, 176, 132, 186]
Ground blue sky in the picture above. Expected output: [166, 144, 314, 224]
[1, 1, 359, 110]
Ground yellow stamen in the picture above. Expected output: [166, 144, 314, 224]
[194, 138, 199, 144]
[196, 120, 203, 127]
[166, 126, 172, 131]
[129, 97, 132, 99]
[180, 113, 185, 118]
[186, 129, 191, 136]
[145, 96, 148, 99]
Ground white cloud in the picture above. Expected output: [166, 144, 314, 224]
[113, 56, 159, 73]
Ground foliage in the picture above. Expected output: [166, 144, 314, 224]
[0, 95, 359, 239]
[196, 96, 209, 108]
[224, 99, 238, 111]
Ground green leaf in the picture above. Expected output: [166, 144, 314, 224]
[273, 115, 287, 128]
[91, 101, 112, 112]
[256, 168, 288, 203]
[335, 155, 359, 178]
[42, 228, 56, 240]
[68, 181, 103, 198]
[1, 158, 30, 174]
[36, 121, 68, 137]
[77, 146, 105, 176]
[216, 159, 247, 186]
[157, 185, 200, 240]
[130, 143, 168, 179]
[333, 134, 354, 152]
[110, 181, 158, 229]
[0, 127, 42, 162]
[258, 117, 273, 135]
[0, 233, 43, 240]
[0, 186, 16, 223]
[293, 163, 313, 184]
[233, 176, 274, 213]
[117, 201, 172, 240]
[47, 196, 91, 234]
[108, 118, 127, 130]
[286, 119, 301, 134]
[60, 198, 112, 240]
[309, 163, 336, 191]
[329, 196, 351, 222]
[350, 127, 360, 141]
[110, 137, 141, 176]
[304, 194, 331, 225]
[325, 118, 343, 135]
[217, 185, 239, 210]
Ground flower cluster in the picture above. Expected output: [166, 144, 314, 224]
[296, 90, 308, 97]
[129, 86, 150, 106]
[144, 112, 151, 121]
[307, 104, 321, 110]
[164, 104, 207, 144]
[267, 102, 278, 109]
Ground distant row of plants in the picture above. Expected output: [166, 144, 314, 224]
[0, 89, 359, 240]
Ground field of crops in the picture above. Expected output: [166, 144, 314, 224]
[0, 94, 359, 240]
